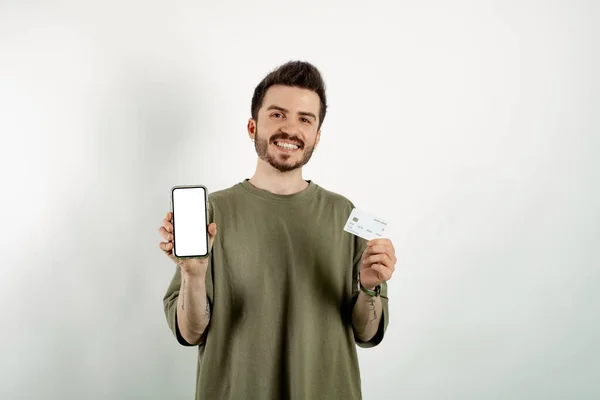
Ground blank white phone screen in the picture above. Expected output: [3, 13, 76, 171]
[172, 187, 208, 257]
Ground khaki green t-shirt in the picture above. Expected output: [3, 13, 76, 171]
[163, 179, 389, 400]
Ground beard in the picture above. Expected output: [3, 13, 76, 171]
[254, 129, 316, 173]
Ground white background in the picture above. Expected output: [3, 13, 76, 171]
[1, 1, 598, 399]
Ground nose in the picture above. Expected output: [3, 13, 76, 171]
[281, 118, 301, 135]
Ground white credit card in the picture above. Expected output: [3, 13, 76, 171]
[343, 208, 389, 241]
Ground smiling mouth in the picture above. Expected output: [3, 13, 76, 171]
[273, 141, 302, 151]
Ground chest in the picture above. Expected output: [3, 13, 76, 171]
[211, 204, 355, 301]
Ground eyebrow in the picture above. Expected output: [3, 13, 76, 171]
[266, 105, 317, 121]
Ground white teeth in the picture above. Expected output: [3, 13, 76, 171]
[276, 142, 299, 150]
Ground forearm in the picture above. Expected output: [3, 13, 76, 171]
[352, 290, 383, 342]
[177, 271, 211, 344]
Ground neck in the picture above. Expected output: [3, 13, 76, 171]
[248, 160, 309, 195]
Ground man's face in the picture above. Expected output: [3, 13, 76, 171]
[249, 85, 321, 173]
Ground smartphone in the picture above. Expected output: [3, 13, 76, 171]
[170, 185, 209, 258]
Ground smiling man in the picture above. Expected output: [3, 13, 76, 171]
[160, 61, 397, 400]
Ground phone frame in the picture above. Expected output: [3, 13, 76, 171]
[170, 184, 210, 259]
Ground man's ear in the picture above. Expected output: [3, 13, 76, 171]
[247, 118, 256, 140]
[314, 130, 321, 149]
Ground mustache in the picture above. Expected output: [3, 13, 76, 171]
[270, 133, 304, 148]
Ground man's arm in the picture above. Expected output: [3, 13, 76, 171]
[177, 270, 211, 345]
[352, 290, 383, 342]
[161, 212, 217, 346]
[163, 263, 214, 346]
[349, 233, 394, 346]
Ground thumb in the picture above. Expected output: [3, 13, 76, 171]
[208, 222, 217, 249]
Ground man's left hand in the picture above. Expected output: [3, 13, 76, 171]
[360, 238, 397, 290]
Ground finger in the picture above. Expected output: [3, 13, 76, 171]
[380, 253, 395, 271]
[368, 238, 391, 247]
[365, 245, 396, 269]
[207, 222, 217, 249]
[367, 263, 386, 282]
[207, 222, 217, 238]
[162, 218, 173, 233]
[158, 226, 173, 241]
[165, 211, 172, 221]
[381, 253, 396, 271]
[363, 253, 393, 269]
[361, 242, 382, 261]
[369, 244, 395, 258]
[370, 263, 393, 281]
[159, 241, 173, 252]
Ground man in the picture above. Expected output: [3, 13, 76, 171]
[158, 61, 397, 399]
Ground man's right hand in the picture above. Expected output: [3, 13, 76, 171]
[158, 211, 217, 276]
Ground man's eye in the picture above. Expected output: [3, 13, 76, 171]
[301, 118, 310, 123]
[272, 113, 283, 118]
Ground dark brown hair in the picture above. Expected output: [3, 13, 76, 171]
[251, 61, 327, 129]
